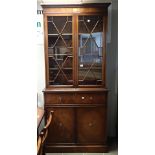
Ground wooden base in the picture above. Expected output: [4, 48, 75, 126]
[45, 144, 109, 153]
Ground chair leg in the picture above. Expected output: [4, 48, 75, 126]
[42, 145, 45, 155]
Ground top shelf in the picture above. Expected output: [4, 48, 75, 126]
[48, 21, 72, 23]
[48, 33, 72, 36]
[41, 3, 111, 9]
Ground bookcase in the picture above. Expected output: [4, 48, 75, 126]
[42, 3, 111, 152]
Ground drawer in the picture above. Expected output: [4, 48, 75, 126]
[45, 93, 75, 104]
[75, 93, 106, 104]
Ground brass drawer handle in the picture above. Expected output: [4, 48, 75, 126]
[81, 96, 85, 100]
[59, 96, 62, 103]
[89, 96, 93, 100]
[88, 122, 93, 127]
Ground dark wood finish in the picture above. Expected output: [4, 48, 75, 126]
[41, 3, 111, 8]
[102, 11, 108, 87]
[74, 14, 78, 87]
[46, 107, 75, 143]
[44, 110, 54, 129]
[44, 92, 106, 104]
[75, 93, 106, 104]
[42, 3, 111, 153]
[77, 107, 107, 143]
[43, 87, 108, 92]
[45, 93, 75, 104]
[45, 144, 108, 153]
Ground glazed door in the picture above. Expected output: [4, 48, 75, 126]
[78, 15, 104, 86]
[45, 15, 105, 87]
[46, 15, 74, 86]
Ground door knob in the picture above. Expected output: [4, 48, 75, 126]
[88, 122, 93, 127]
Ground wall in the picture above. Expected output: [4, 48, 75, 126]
[37, 2, 45, 107]
[37, 0, 118, 137]
[106, 0, 118, 137]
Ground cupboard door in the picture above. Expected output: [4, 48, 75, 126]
[46, 107, 75, 143]
[77, 107, 107, 143]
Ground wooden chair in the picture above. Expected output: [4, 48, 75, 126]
[44, 110, 54, 129]
[37, 111, 54, 155]
[37, 131, 44, 155]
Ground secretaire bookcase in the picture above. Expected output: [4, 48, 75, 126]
[42, 3, 111, 153]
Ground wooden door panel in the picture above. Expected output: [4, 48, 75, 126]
[77, 107, 107, 143]
[46, 107, 75, 143]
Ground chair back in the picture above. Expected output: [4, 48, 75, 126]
[37, 110, 54, 155]
[45, 110, 54, 129]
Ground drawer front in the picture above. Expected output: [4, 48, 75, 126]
[45, 93, 74, 104]
[77, 107, 107, 143]
[75, 93, 106, 104]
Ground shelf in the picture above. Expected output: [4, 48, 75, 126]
[48, 54, 73, 56]
[78, 67, 102, 70]
[79, 54, 102, 56]
[48, 33, 72, 36]
[78, 79, 102, 82]
[49, 79, 73, 83]
[49, 68, 73, 70]
[78, 33, 90, 34]
[48, 21, 72, 23]
[78, 32, 102, 35]
[48, 47, 73, 49]
[48, 54, 73, 57]
[43, 87, 108, 93]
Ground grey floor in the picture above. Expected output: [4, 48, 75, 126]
[46, 141, 118, 155]
[46, 151, 118, 155]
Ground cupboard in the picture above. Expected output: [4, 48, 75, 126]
[42, 3, 111, 152]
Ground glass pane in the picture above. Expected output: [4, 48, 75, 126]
[78, 15, 103, 85]
[48, 35, 72, 48]
[48, 16, 72, 34]
[47, 16, 73, 85]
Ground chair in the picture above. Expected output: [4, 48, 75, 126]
[37, 131, 44, 155]
[37, 110, 54, 155]
[44, 110, 54, 129]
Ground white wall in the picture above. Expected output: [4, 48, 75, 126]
[37, 2, 45, 108]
